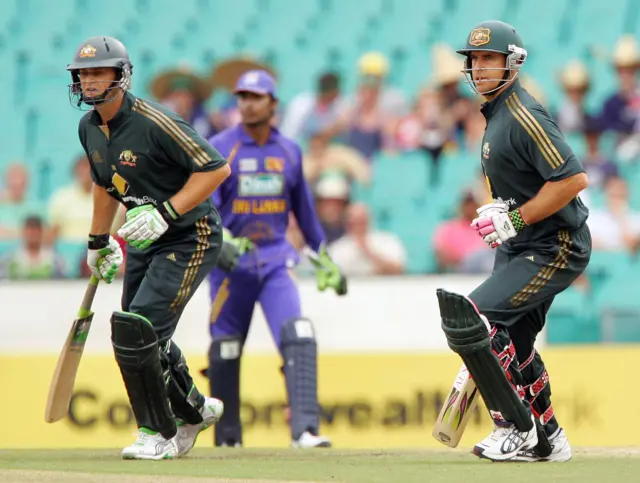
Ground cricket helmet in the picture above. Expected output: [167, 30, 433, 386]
[456, 20, 528, 95]
[66, 36, 134, 109]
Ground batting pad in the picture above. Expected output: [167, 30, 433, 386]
[436, 289, 533, 432]
[111, 311, 176, 438]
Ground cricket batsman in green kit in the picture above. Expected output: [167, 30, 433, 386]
[68, 36, 229, 460]
[436, 20, 591, 462]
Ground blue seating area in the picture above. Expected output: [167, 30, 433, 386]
[2, 0, 640, 343]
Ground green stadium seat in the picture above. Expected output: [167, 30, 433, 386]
[546, 285, 599, 344]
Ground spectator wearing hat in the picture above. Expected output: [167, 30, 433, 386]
[314, 174, 351, 244]
[151, 68, 216, 139]
[303, 128, 370, 186]
[322, 52, 410, 159]
[600, 35, 640, 137]
[556, 60, 591, 134]
[280, 71, 349, 142]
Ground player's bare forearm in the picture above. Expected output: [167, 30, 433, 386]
[170, 164, 231, 216]
[90, 184, 120, 234]
[518, 172, 588, 225]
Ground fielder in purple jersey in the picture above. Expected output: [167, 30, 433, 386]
[204, 70, 347, 448]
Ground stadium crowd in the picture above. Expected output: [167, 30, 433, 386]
[2, 35, 640, 281]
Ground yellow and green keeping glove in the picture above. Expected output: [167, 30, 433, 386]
[216, 228, 255, 273]
[307, 244, 348, 296]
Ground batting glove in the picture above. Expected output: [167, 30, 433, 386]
[117, 202, 176, 250]
[87, 234, 123, 284]
[471, 203, 528, 248]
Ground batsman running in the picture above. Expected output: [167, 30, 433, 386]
[69, 36, 229, 460]
[204, 70, 347, 448]
[437, 20, 591, 462]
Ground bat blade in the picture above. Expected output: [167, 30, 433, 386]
[45, 275, 99, 423]
[44, 313, 94, 423]
[432, 363, 480, 448]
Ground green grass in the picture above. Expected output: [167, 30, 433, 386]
[0, 449, 639, 482]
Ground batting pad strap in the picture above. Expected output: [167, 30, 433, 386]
[532, 405, 555, 425]
[519, 350, 536, 371]
[494, 340, 516, 371]
[526, 370, 550, 399]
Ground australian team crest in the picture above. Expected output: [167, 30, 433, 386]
[119, 149, 137, 167]
[482, 142, 490, 160]
[469, 28, 491, 47]
[79, 44, 97, 58]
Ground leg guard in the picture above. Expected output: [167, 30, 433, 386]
[160, 340, 204, 425]
[280, 318, 319, 440]
[208, 335, 244, 446]
[436, 290, 533, 432]
[519, 349, 559, 437]
[111, 311, 176, 439]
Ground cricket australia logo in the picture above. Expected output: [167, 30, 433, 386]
[119, 149, 137, 167]
[79, 44, 97, 58]
[469, 28, 491, 47]
[482, 142, 490, 160]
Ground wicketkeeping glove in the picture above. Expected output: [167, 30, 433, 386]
[117, 202, 177, 249]
[87, 234, 123, 284]
[308, 244, 348, 296]
[471, 202, 528, 248]
[215, 228, 255, 273]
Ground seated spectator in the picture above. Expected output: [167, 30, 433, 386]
[280, 72, 349, 143]
[600, 35, 640, 138]
[322, 52, 409, 159]
[48, 154, 93, 243]
[555, 60, 591, 134]
[431, 43, 474, 139]
[588, 176, 640, 253]
[329, 203, 406, 276]
[0, 216, 65, 280]
[0, 163, 42, 241]
[432, 190, 491, 273]
[314, 174, 351, 244]
[151, 68, 216, 139]
[581, 116, 619, 191]
[303, 130, 370, 186]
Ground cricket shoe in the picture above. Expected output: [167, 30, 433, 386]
[291, 431, 332, 448]
[511, 428, 572, 462]
[472, 415, 539, 462]
[175, 397, 224, 457]
[121, 427, 179, 460]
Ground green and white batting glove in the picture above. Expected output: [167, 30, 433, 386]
[117, 201, 176, 250]
[308, 244, 348, 296]
[87, 234, 123, 284]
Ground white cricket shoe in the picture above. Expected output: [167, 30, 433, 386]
[511, 428, 572, 462]
[175, 397, 224, 457]
[121, 427, 179, 460]
[473, 415, 538, 461]
[291, 431, 332, 448]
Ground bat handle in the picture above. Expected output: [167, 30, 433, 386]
[77, 275, 100, 318]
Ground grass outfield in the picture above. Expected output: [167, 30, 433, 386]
[0, 448, 639, 483]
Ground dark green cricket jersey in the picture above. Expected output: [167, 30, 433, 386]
[78, 92, 227, 236]
[479, 79, 589, 245]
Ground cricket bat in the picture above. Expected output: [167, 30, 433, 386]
[432, 363, 480, 447]
[44, 274, 100, 423]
